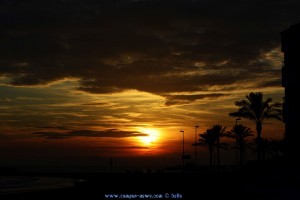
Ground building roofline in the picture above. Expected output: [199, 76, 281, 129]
[281, 22, 300, 34]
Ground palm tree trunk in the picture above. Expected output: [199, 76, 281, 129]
[236, 139, 239, 167]
[213, 146, 216, 166]
[209, 150, 213, 167]
[245, 147, 247, 163]
[240, 142, 245, 166]
[217, 138, 220, 168]
[256, 122, 262, 161]
[240, 149, 244, 166]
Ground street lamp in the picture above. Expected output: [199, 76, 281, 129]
[195, 126, 199, 166]
[180, 130, 184, 168]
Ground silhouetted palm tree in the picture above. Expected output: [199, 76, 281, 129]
[193, 129, 216, 167]
[193, 125, 228, 168]
[228, 124, 253, 166]
[210, 124, 228, 168]
[229, 92, 282, 160]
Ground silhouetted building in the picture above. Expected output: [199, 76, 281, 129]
[281, 23, 300, 161]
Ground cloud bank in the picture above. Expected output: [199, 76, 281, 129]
[1, 0, 299, 104]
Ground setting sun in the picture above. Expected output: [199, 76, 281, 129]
[137, 128, 160, 146]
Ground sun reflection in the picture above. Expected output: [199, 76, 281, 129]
[137, 128, 160, 146]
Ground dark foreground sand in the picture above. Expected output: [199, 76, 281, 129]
[1, 168, 300, 200]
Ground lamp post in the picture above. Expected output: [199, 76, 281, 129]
[195, 126, 199, 166]
[180, 130, 184, 168]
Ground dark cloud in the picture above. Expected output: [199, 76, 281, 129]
[1, 0, 299, 103]
[164, 93, 228, 106]
[37, 126, 71, 131]
[81, 102, 108, 106]
[257, 78, 282, 88]
[106, 146, 150, 149]
[0, 97, 13, 102]
[33, 128, 148, 139]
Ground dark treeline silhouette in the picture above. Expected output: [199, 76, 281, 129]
[193, 125, 228, 168]
[229, 92, 282, 161]
[227, 124, 253, 166]
[193, 92, 283, 170]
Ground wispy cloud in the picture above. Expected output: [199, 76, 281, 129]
[164, 93, 229, 106]
[33, 129, 148, 139]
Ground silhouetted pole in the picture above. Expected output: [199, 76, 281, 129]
[195, 126, 199, 166]
[110, 158, 113, 172]
[180, 130, 185, 169]
[235, 118, 241, 167]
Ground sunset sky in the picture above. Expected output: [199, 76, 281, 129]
[1, 0, 299, 171]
